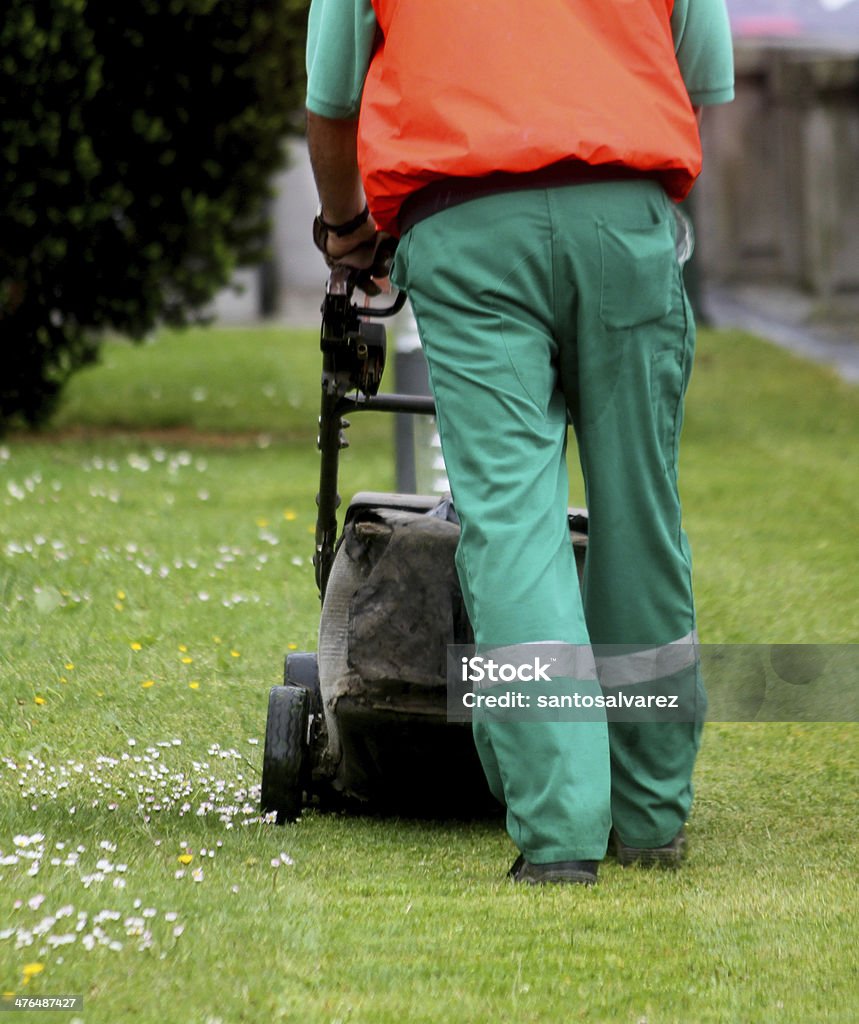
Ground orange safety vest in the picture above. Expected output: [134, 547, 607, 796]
[359, 0, 702, 235]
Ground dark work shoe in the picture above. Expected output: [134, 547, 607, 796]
[614, 827, 687, 868]
[508, 853, 598, 886]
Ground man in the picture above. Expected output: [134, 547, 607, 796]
[306, 0, 734, 885]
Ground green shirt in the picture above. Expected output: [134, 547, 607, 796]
[306, 0, 735, 118]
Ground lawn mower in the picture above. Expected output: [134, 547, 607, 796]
[259, 264, 588, 823]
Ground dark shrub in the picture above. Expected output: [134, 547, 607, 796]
[1, 0, 309, 428]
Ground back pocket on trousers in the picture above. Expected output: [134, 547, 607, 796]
[598, 218, 676, 329]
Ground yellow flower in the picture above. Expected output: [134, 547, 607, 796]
[64, 662, 74, 671]
[188, 682, 200, 690]
[116, 590, 126, 601]
[178, 644, 188, 653]
[230, 650, 240, 659]
[34, 696, 46, 706]
[178, 854, 193, 865]
[283, 510, 297, 521]
[114, 602, 124, 612]
[59, 677, 68, 684]
[181, 657, 193, 665]
[21, 963, 44, 983]
[141, 680, 155, 689]
[287, 643, 298, 651]
[130, 642, 142, 652]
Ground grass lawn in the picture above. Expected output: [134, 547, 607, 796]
[0, 322, 856, 1023]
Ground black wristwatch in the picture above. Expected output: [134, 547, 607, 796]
[315, 203, 370, 238]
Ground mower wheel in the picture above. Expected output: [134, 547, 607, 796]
[284, 652, 321, 710]
[260, 685, 309, 824]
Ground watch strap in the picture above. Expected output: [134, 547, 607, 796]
[316, 204, 370, 237]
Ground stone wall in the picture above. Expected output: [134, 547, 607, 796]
[696, 45, 859, 307]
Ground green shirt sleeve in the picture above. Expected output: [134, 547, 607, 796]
[306, 0, 378, 118]
[672, 0, 735, 104]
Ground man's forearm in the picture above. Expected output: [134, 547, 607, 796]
[306, 110, 366, 224]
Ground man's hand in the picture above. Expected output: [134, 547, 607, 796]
[313, 212, 380, 269]
[312, 212, 396, 294]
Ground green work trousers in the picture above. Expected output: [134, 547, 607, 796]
[391, 180, 704, 862]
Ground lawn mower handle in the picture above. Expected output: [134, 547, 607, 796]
[313, 268, 435, 601]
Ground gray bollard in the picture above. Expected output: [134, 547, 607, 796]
[394, 304, 449, 495]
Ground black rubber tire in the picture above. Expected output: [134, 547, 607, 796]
[260, 685, 309, 824]
[283, 652, 321, 711]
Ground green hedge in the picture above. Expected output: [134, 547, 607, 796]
[0, 0, 310, 428]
